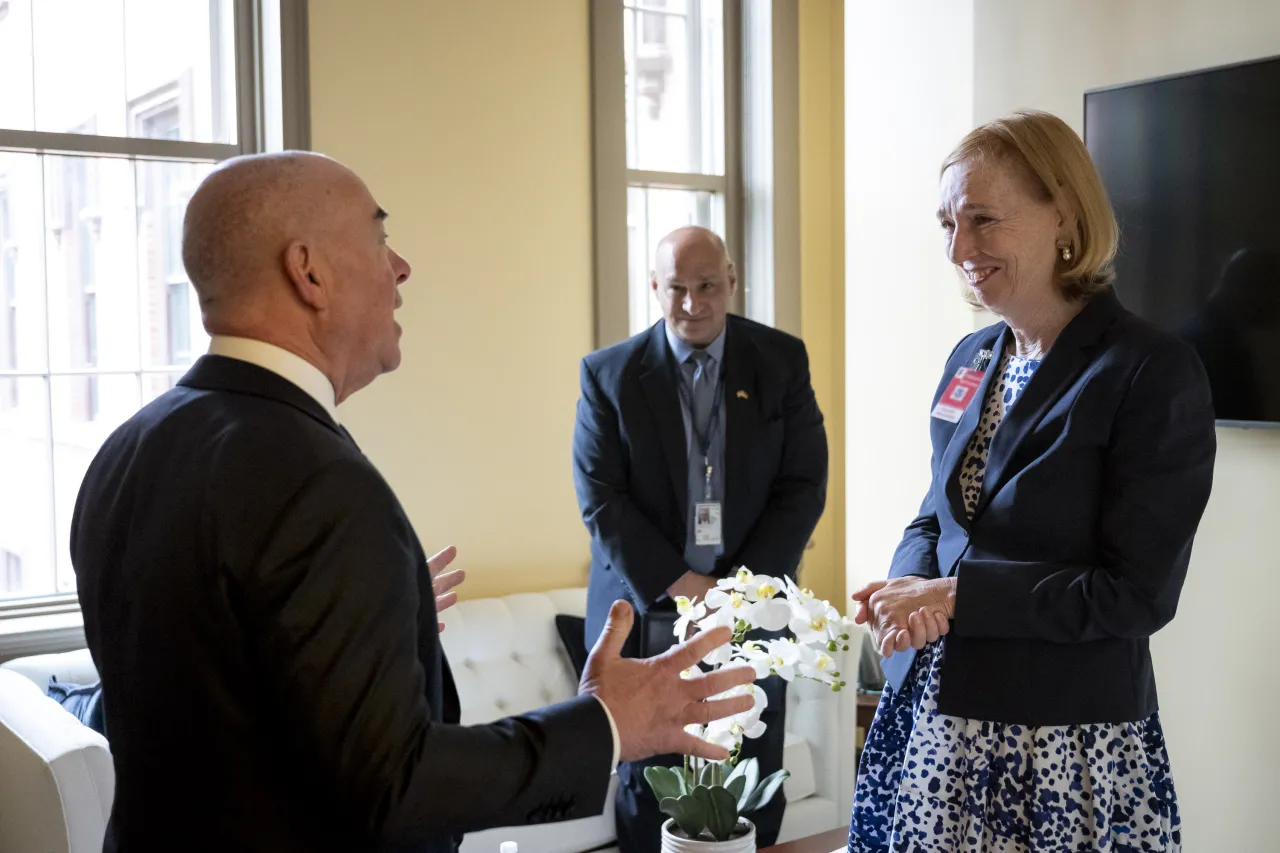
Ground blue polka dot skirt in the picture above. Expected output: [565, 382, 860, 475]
[847, 641, 1181, 852]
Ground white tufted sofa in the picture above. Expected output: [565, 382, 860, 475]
[0, 587, 857, 853]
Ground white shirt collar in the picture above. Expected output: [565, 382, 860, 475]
[207, 336, 340, 423]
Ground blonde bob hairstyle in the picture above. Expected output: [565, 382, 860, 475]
[941, 109, 1119, 305]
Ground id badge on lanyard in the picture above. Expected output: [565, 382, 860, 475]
[682, 370, 725, 548]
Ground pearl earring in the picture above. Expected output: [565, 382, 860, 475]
[1060, 244, 1073, 262]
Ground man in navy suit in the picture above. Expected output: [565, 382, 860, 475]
[70, 154, 755, 853]
[573, 227, 829, 852]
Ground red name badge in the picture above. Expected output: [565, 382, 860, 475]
[931, 367, 984, 423]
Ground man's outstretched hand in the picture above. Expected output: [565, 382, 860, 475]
[579, 600, 756, 763]
[428, 546, 466, 632]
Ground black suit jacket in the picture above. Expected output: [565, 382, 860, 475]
[71, 356, 613, 853]
[573, 316, 828, 652]
[882, 289, 1217, 725]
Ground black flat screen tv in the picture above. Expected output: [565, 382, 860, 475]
[1084, 55, 1280, 427]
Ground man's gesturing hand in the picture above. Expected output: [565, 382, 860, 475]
[428, 546, 466, 632]
[579, 600, 756, 763]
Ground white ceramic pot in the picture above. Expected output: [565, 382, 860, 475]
[660, 818, 756, 853]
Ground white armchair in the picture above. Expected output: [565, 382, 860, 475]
[0, 664, 113, 853]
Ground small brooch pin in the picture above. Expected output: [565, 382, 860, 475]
[736, 390, 749, 400]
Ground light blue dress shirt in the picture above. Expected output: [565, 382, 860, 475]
[664, 323, 727, 575]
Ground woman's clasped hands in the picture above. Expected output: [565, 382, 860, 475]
[850, 576, 958, 658]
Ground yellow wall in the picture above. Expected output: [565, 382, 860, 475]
[843, 1, 978, 599]
[309, 0, 848, 608]
[310, 0, 595, 599]
[798, 0, 846, 607]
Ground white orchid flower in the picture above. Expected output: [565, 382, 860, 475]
[705, 570, 801, 633]
[696, 601, 738, 633]
[789, 596, 838, 646]
[702, 641, 735, 668]
[820, 602, 850, 645]
[671, 565, 853, 750]
[797, 643, 839, 685]
[732, 574, 792, 631]
[751, 597, 793, 632]
[707, 682, 768, 720]
[706, 709, 767, 744]
[672, 595, 708, 639]
[705, 586, 751, 612]
[713, 567, 768, 597]
[700, 683, 769, 750]
[780, 574, 815, 601]
[750, 575, 778, 599]
[704, 586, 760, 635]
[713, 681, 768, 716]
[764, 637, 803, 681]
[734, 640, 774, 679]
[714, 569, 777, 600]
[703, 718, 744, 752]
[715, 714, 768, 742]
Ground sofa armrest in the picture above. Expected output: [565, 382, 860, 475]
[1, 648, 100, 689]
[0, 669, 113, 852]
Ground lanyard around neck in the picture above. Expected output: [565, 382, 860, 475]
[677, 359, 725, 476]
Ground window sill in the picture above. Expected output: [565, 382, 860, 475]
[0, 608, 86, 663]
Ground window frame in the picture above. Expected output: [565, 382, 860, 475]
[0, 187, 17, 409]
[0, 0, 311, 635]
[1, 549, 21, 594]
[589, 0, 801, 348]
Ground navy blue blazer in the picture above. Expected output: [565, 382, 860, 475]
[881, 288, 1216, 725]
[573, 316, 828, 652]
[71, 356, 613, 853]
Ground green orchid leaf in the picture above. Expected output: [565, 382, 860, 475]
[725, 757, 752, 786]
[704, 785, 742, 841]
[659, 795, 707, 839]
[644, 766, 685, 802]
[689, 786, 729, 841]
[741, 769, 791, 814]
[731, 758, 760, 813]
[726, 773, 747, 803]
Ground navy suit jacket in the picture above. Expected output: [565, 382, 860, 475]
[71, 356, 613, 853]
[573, 316, 828, 652]
[882, 289, 1217, 725]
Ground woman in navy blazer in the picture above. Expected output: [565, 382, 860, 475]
[847, 111, 1216, 853]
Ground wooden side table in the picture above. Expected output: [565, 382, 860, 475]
[760, 827, 848, 853]
[856, 692, 879, 732]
